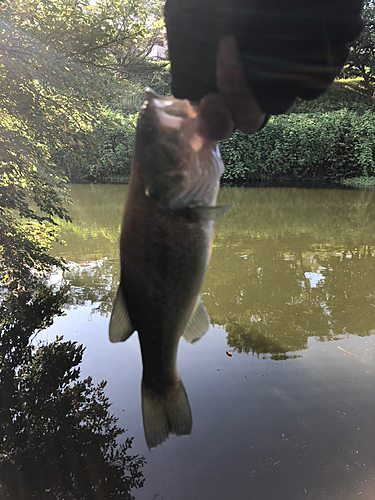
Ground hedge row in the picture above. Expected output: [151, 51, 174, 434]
[219, 109, 375, 185]
[54, 114, 137, 183]
[56, 108, 375, 186]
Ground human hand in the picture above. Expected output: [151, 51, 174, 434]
[199, 35, 267, 141]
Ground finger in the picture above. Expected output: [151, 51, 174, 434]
[217, 35, 266, 134]
[198, 93, 234, 141]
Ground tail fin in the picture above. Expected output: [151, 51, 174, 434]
[141, 377, 192, 449]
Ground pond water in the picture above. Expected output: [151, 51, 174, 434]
[42, 184, 375, 499]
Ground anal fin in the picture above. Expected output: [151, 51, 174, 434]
[109, 285, 135, 342]
[182, 295, 210, 344]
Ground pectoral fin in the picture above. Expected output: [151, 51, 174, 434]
[182, 296, 211, 344]
[109, 285, 135, 342]
[184, 204, 232, 222]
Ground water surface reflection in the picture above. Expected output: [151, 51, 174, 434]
[207, 188, 375, 358]
[0, 285, 145, 499]
[44, 185, 375, 499]
[55, 185, 375, 357]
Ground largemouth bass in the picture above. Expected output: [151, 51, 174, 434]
[109, 89, 229, 449]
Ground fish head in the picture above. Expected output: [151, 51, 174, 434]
[134, 88, 224, 210]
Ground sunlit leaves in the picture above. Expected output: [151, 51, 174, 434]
[347, 0, 375, 85]
[0, 208, 64, 288]
[4, 0, 164, 71]
[0, 0, 164, 286]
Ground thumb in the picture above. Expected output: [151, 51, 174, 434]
[216, 35, 266, 134]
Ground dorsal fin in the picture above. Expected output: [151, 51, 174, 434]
[109, 285, 135, 342]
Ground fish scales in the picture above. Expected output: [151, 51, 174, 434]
[109, 89, 229, 449]
[121, 177, 211, 377]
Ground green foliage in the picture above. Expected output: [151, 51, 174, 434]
[0, 285, 146, 499]
[220, 110, 375, 186]
[289, 80, 375, 114]
[55, 114, 138, 183]
[346, 0, 375, 86]
[342, 176, 375, 187]
[117, 61, 171, 114]
[0, 0, 164, 286]
[64, 76, 374, 189]
[218, 77, 375, 187]
[0, 209, 64, 289]
[54, 61, 171, 183]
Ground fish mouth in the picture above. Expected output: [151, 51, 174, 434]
[144, 88, 199, 128]
[143, 89, 206, 154]
[139, 88, 224, 211]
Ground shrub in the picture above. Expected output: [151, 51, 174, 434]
[220, 110, 375, 186]
[289, 80, 375, 115]
[54, 114, 137, 183]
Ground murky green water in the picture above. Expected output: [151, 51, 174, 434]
[44, 184, 375, 499]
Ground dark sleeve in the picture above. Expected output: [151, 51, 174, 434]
[165, 0, 364, 114]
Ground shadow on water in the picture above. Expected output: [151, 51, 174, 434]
[0, 285, 145, 499]
[54, 185, 375, 361]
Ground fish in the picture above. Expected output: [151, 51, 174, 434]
[109, 88, 229, 449]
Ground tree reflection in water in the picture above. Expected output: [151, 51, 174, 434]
[0, 284, 145, 499]
[51, 185, 375, 362]
[58, 238, 375, 361]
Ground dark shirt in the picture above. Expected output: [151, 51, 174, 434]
[165, 0, 364, 114]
